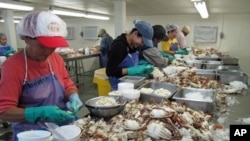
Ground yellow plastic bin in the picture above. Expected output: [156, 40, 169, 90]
[93, 68, 111, 96]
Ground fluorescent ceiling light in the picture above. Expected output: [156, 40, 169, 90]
[194, 1, 209, 18]
[0, 2, 34, 11]
[85, 14, 110, 20]
[0, 19, 20, 23]
[190, 0, 202, 2]
[51, 9, 110, 20]
[52, 10, 86, 17]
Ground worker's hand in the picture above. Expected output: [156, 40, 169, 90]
[66, 93, 83, 114]
[24, 106, 74, 124]
[175, 48, 189, 55]
[159, 51, 174, 63]
[127, 65, 154, 76]
[4, 49, 15, 57]
[144, 65, 154, 74]
[138, 59, 150, 65]
[159, 51, 168, 58]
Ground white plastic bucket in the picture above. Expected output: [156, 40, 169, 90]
[118, 82, 134, 91]
[53, 125, 81, 141]
[17, 130, 51, 141]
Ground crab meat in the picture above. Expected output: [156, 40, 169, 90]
[150, 109, 167, 118]
[182, 112, 194, 125]
[88, 123, 98, 135]
[112, 121, 124, 133]
[124, 119, 141, 130]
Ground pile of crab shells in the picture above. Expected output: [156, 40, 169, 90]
[157, 68, 223, 90]
[74, 100, 221, 141]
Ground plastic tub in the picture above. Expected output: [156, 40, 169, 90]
[122, 89, 140, 100]
[118, 82, 134, 91]
[17, 130, 51, 141]
[119, 76, 145, 88]
[53, 125, 81, 141]
[0, 56, 7, 65]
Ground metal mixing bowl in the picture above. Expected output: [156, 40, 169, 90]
[85, 96, 127, 118]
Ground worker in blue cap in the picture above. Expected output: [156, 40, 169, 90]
[106, 20, 154, 90]
[138, 25, 170, 69]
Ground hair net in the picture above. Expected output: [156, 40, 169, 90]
[16, 11, 67, 39]
[166, 24, 179, 32]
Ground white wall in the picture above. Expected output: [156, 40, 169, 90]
[1, 13, 250, 74]
[62, 17, 115, 50]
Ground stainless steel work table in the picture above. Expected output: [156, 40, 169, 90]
[63, 53, 101, 86]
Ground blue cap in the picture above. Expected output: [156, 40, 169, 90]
[134, 20, 153, 47]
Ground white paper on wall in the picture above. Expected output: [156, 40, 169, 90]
[82, 26, 99, 40]
[193, 26, 218, 43]
[66, 27, 75, 40]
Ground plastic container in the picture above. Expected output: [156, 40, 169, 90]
[53, 125, 81, 141]
[0, 56, 7, 65]
[85, 47, 90, 55]
[122, 89, 140, 100]
[118, 82, 134, 91]
[93, 68, 111, 96]
[119, 76, 145, 88]
[94, 68, 108, 80]
[17, 130, 51, 141]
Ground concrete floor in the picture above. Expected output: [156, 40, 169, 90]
[0, 75, 98, 140]
[76, 75, 99, 118]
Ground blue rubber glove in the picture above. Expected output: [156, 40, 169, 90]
[66, 93, 83, 114]
[144, 65, 154, 74]
[138, 59, 150, 66]
[24, 106, 74, 124]
[3, 49, 15, 57]
[128, 65, 154, 76]
[159, 51, 175, 63]
[127, 65, 153, 76]
[175, 48, 189, 55]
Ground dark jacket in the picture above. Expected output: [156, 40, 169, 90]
[100, 34, 113, 55]
[106, 34, 137, 77]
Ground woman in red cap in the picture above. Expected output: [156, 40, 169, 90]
[0, 11, 83, 140]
